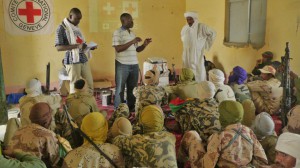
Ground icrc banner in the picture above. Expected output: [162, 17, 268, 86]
[3, 0, 54, 35]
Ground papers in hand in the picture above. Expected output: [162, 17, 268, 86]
[87, 41, 98, 49]
[84, 41, 98, 59]
[84, 41, 98, 55]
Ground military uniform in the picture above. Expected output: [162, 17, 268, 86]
[247, 78, 283, 114]
[9, 123, 60, 167]
[108, 103, 130, 127]
[19, 94, 61, 130]
[66, 91, 99, 126]
[133, 85, 166, 115]
[113, 132, 177, 167]
[175, 98, 221, 143]
[180, 124, 268, 168]
[62, 143, 125, 168]
[164, 81, 199, 100]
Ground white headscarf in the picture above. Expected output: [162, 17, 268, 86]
[197, 81, 216, 100]
[208, 69, 225, 88]
[184, 11, 199, 22]
[251, 112, 275, 140]
[276, 132, 300, 167]
[25, 79, 42, 97]
[181, 11, 200, 45]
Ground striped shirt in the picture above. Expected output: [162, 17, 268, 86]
[55, 25, 88, 65]
[112, 27, 138, 65]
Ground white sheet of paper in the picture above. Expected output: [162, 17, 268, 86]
[87, 41, 98, 48]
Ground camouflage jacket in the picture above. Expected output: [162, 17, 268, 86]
[62, 143, 125, 168]
[247, 78, 283, 114]
[66, 91, 99, 126]
[204, 124, 268, 168]
[113, 131, 178, 168]
[9, 123, 60, 167]
[19, 94, 61, 130]
[175, 98, 221, 142]
[164, 81, 199, 100]
[133, 85, 166, 115]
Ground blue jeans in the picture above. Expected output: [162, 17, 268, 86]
[114, 60, 139, 110]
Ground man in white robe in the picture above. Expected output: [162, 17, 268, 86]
[181, 11, 216, 82]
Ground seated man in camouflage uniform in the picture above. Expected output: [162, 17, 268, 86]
[113, 105, 178, 167]
[165, 68, 199, 100]
[62, 112, 125, 168]
[247, 65, 283, 114]
[179, 100, 268, 168]
[66, 79, 101, 126]
[19, 78, 61, 130]
[9, 102, 60, 167]
[252, 112, 277, 164]
[133, 66, 166, 115]
[175, 81, 221, 143]
[108, 103, 130, 127]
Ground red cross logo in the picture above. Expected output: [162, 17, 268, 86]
[18, 2, 41, 23]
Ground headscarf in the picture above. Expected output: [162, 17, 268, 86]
[208, 69, 225, 88]
[144, 68, 160, 86]
[285, 105, 300, 134]
[181, 11, 200, 47]
[111, 117, 132, 138]
[179, 68, 195, 82]
[219, 100, 244, 128]
[184, 11, 199, 21]
[241, 99, 256, 127]
[276, 132, 300, 168]
[251, 112, 275, 140]
[29, 102, 52, 128]
[25, 78, 42, 97]
[139, 105, 164, 134]
[228, 66, 248, 85]
[197, 81, 216, 100]
[81, 112, 108, 145]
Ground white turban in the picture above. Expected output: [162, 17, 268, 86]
[251, 112, 275, 140]
[197, 81, 216, 100]
[184, 11, 199, 21]
[25, 78, 42, 97]
[276, 132, 300, 167]
[208, 69, 225, 88]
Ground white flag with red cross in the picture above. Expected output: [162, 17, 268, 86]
[3, 0, 54, 35]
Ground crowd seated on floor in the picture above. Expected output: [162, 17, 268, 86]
[1, 59, 300, 168]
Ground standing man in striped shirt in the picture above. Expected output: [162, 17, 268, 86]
[55, 8, 96, 94]
[112, 13, 152, 111]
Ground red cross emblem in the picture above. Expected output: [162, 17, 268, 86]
[8, 0, 51, 32]
[18, 2, 41, 24]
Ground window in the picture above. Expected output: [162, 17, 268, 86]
[224, 0, 267, 49]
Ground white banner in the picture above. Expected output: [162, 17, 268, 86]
[3, 0, 54, 35]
